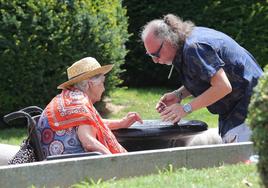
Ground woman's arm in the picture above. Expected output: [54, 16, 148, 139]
[103, 112, 143, 130]
[102, 119, 123, 130]
[77, 125, 111, 154]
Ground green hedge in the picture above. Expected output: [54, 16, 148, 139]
[122, 0, 268, 87]
[247, 65, 268, 188]
[0, 0, 129, 116]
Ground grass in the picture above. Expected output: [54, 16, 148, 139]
[73, 163, 260, 188]
[0, 128, 27, 145]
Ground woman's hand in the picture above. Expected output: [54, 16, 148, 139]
[156, 91, 181, 113]
[160, 103, 188, 123]
[120, 112, 143, 128]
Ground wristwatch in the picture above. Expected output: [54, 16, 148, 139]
[183, 103, 192, 113]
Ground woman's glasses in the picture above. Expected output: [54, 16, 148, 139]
[146, 42, 164, 58]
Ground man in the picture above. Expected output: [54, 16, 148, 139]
[141, 14, 263, 143]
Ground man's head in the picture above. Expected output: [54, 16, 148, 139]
[142, 25, 176, 65]
[141, 14, 194, 65]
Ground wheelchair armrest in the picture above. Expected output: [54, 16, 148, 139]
[3, 106, 43, 125]
[46, 152, 102, 160]
[3, 111, 34, 127]
[21, 106, 43, 115]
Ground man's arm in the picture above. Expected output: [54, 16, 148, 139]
[173, 86, 192, 101]
[160, 68, 232, 123]
[189, 68, 232, 111]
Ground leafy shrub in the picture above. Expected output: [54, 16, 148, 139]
[247, 65, 268, 187]
[122, 0, 268, 87]
[0, 0, 129, 117]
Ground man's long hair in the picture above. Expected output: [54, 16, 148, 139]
[141, 14, 195, 48]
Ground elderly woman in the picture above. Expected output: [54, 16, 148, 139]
[37, 57, 142, 156]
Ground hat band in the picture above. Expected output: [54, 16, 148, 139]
[68, 71, 88, 80]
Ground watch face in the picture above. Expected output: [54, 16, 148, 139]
[183, 104, 192, 113]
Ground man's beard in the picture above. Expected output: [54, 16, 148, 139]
[166, 61, 173, 65]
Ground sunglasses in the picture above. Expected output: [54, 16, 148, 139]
[146, 41, 164, 58]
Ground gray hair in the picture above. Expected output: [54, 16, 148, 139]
[74, 74, 104, 92]
[74, 80, 88, 93]
[141, 14, 195, 48]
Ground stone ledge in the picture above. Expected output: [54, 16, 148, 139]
[0, 142, 253, 188]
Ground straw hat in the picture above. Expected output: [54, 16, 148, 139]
[57, 57, 113, 89]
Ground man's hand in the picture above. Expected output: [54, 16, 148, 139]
[160, 103, 188, 123]
[156, 91, 181, 113]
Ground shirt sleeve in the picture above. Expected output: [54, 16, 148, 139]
[185, 42, 225, 82]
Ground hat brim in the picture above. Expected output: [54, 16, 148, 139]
[57, 64, 114, 89]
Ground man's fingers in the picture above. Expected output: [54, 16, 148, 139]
[155, 102, 161, 109]
[160, 95, 166, 101]
[161, 111, 174, 121]
[156, 100, 165, 108]
[172, 117, 181, 124]
[160, 106, 171, 116]
[158, 105, 166, 113]
[156, 104, 162, 111]
[156, 94, 167, 108]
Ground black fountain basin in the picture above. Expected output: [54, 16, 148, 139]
[113, 119, 209, 151]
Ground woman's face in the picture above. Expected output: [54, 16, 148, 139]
[87, 75, 106, 103]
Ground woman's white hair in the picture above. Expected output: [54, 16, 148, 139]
[74, 74, 104, 92]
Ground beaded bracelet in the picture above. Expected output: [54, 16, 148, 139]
[173, 90, 183, 100]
